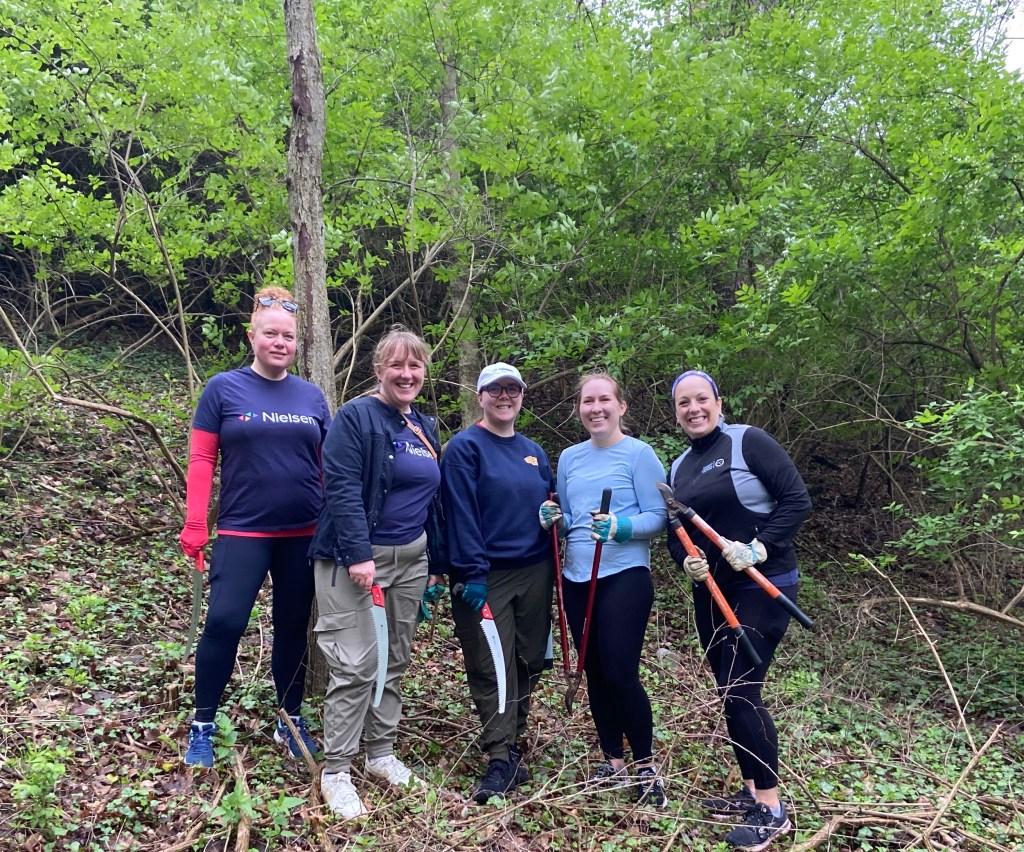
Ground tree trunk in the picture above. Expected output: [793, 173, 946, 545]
[283, 0, 334, 697]
[439, 51, 481, 426]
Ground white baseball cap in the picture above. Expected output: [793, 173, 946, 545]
[476, 362, 527, 392]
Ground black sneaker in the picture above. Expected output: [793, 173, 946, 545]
[724, 802, 792, 851]
[634, 766, 668, 808]
[472, 758, 516, 804]
[702, 785, 755, 818]
[508, 744, 530, 785]
[587, 760, 630, 789]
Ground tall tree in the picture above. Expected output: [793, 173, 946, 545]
[283, 0, 334, 696]
[284, 0, 335, 410]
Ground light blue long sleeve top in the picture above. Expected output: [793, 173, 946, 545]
[555, 435, 667, 582]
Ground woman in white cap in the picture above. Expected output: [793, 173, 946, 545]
[440, 362, 555, 803]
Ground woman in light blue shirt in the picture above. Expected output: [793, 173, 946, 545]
[539, 372, 667, 807]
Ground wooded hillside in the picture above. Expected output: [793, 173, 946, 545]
[1, 0, 1021, 848]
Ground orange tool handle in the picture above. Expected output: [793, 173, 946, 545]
[677, 504, 814, 630]
[669, 516, 762, 667]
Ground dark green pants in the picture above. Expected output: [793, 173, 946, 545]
[452, 559, 553, 762]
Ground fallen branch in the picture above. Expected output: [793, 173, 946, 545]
[860, 595, 1024, 632]
[790, 812, 931, 851]
[159, 776, 230, 852]
[855, 555, 977, 753]
[919, 723, 1005, 841]
[0, 303, 186, 489]
[277, 709, 334, 851]
[232, 749, 252, 852]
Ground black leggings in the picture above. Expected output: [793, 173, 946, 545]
[194, 535, 314, 723]
[563, 566, 655, 763]
[694, 582, 795, 790]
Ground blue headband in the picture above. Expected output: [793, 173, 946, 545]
[671, 370, 720, 400]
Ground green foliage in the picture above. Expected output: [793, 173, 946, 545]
[885, 386, 1024, 578]
[11, 744, 70, 837]
[3, 3, 1024, 847]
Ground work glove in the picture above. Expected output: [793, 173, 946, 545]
[459, 581, 488, 613]
[590, 511, 633, 543]
[720, 538, 767, 572]
[179, 522, 208, 558]
[682, 547, 710, 582]
[538, 500, 563, 531]
[418, 579, 447, 622]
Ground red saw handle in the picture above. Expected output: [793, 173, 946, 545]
[577, 488, 613, 674]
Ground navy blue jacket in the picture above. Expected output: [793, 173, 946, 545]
[309, 395, 447, 571]
[667, 423, 810, 591]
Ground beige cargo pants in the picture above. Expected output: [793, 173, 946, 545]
[313, 532, 428, 773]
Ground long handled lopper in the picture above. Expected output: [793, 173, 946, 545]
[565, 488, 612, 714]
[550, 492, 572, 678]
[656, 484, 762, 667]
[655, 482, 814, 630]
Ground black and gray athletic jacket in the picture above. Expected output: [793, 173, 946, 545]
[667, 422, 811, 591]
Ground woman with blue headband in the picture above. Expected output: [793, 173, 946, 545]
[666, 370, 811, 851]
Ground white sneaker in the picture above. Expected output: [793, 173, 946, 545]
[321, 770, 367, 819]
[365, 754, 424, 788]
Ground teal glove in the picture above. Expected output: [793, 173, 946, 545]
[418, 581, 447, 622]
[538, 500, 563, 531]
[460, 582, 488, 613]
[590, 512, 633, 543]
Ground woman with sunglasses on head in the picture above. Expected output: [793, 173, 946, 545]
[179, 286, 330, 769]
[666, 370, 810, 851]
[440, 363, 554, 804]
[538, 372, 668, 807]
[308, 325, 446, 819]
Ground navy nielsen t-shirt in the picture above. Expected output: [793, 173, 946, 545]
[193, 367, 330, 532]
[372, 415, 440, 546]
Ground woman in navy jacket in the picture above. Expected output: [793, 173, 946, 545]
[309, 326, 445, 819]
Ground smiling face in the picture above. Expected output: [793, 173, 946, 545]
[478, 382, 523, 435]
[247, 307, 297, 380]
[375, 345, 426, 412]
[578, 377, 627, 445]
[673, 374, 722, 439]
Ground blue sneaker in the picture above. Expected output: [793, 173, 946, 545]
[274, 715, 321, 760]
[184, 721, 216, 768]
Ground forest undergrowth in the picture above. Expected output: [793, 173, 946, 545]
[0, 349, 1021, 851]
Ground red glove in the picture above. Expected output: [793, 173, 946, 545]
[179, 428, 219, 558]
[179, 522, 209, 558]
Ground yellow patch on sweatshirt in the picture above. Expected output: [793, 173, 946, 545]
[523, 455, 539, 466]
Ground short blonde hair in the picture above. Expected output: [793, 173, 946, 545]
[250, 286, 296, 324]
[373, 325, 430, 369]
